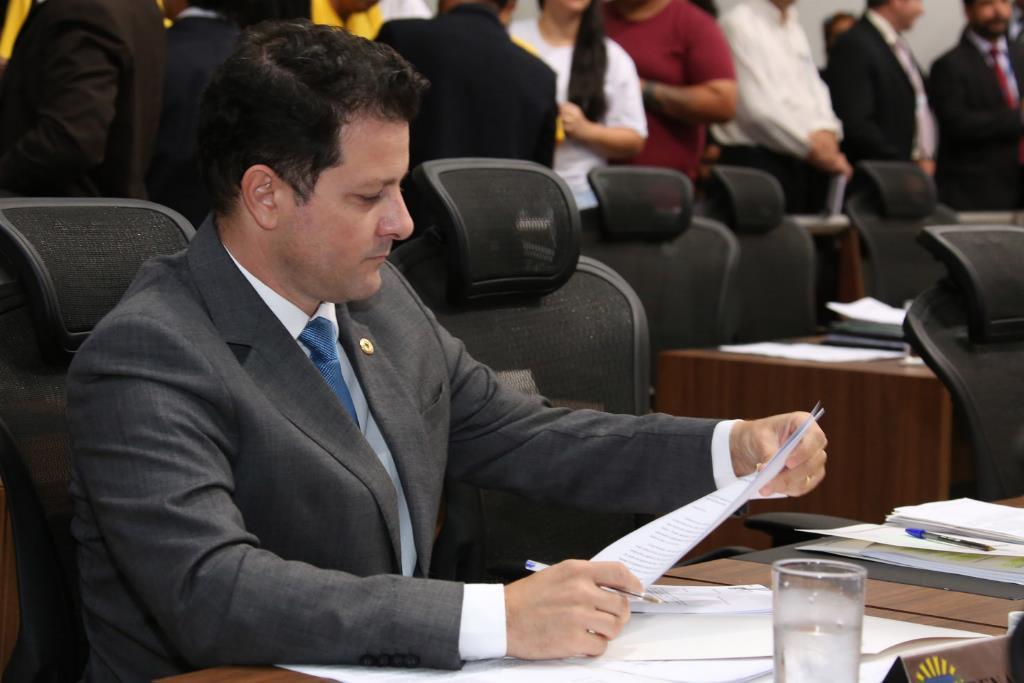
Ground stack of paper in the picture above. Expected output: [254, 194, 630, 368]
[717, 342, 905, 363]
[801, 537, 1024, 585]
[634, 585, 772, 614]
[886, 499, 1024, 544]
[797, 500, 1024, 585]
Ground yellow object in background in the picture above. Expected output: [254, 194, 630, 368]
[0, 0, 31, 60]
[311, 0, 383, 39]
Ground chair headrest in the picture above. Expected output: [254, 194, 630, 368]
[412, 159, 580, 302]
[919, 225, 1024, 343]
[706, 166, 785, 235]
[0, 199, 194, 363]
[852, 161, 937, 219]
[586, 167, 693, 241]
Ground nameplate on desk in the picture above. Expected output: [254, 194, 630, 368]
[883, 634, 1010, 683]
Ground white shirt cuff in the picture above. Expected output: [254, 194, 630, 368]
[458, 583, 507, 660]
[711, 419, 740, 490]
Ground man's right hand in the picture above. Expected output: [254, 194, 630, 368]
[806, 130, 851, 176]
[504, 560, 639, 659]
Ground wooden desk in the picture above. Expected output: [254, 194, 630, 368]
[666, 559, 1021, 637]
[656, 348, 962, 557]
[160, 558, 1019, 682]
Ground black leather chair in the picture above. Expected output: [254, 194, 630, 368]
[1011, 617, 1024, 683]
[704, 166, 817, 342]
[905, 225, 1024, 501]
[0, 198, 194, 681]
[585, 166, 740, 368]
[845, 161, 957, 308]
[391, 159, 650, 581]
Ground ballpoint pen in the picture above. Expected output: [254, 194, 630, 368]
[524, 559, 663, 604]
[905, 528, 995, 552]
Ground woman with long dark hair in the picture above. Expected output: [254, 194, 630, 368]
[512, 0, 646, 209]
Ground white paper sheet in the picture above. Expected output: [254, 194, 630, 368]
[801, 523, 1024, 557]
[281, 658, 645, 683]
[591, 407, 823, 587]
[826, 298, 907, 326]
[601, 613, 987, 661]
[634, 585, 772, 614]
[593, 658, 772, 682]
[717, 342, 905, 363]
[887, 498, 1024, 544]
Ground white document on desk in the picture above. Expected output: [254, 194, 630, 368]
[591, 405, 824, 587]
[602, 613, 988, 661]
[634, 585, 772, 614]
[718, 342, 905, 363]
[802, 523, 1024, 556]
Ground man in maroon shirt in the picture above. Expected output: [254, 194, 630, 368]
[604, 0, 736, 180]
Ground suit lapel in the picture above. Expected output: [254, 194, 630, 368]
[186, 219, 404, 569]
[338, 303, 440, 574]
[863, 17, 915, 97]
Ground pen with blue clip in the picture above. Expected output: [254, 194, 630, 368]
[905, 528, 995, 552]
[524, 560, 663, 604]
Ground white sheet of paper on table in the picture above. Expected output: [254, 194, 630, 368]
[801, 523, 1024, 556]
[717, 342, 904, 363]
[826, 297, 906, 326]
[633, 585, 772, 614]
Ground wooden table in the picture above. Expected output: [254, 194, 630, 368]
[655, 347, 966, 557]
[160, 557, 1020, 682]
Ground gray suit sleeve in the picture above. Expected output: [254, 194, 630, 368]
[391, 276, 721, 515]
[68, 310, 464, 670]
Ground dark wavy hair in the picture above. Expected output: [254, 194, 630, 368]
[539, 0, 608, 122]
[197, 20, 428, 214]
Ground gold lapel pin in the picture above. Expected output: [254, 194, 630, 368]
[359, 338, 374, 355]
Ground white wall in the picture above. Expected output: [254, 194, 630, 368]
[508, 0, 969, 71]
[715, 0, 965, 70]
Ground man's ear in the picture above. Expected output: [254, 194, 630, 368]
[238, 165, 292, 231]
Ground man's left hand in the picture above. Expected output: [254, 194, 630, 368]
[729, 412, 827, 497]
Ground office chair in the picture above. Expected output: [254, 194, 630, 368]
[905, 225, 1024, 501]
[704, 166, 817, 342]
[0, 198, 194, 681]
[585, 166, 740, 367]
[1012, 617, 1024, 683]
[391, 158, 649, 581]
[845, 161, 957, 307]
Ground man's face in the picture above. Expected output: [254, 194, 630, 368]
[967, 0, 1013, 39]
[889, 0, 924, 32]
[273, 117, 414, 308]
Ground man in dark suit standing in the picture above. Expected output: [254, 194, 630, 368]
[67, 21, 827, 681]
[0, 0, 165, 198]
[147, 0, 241, 226]
[930, 0, 1024, 210]
[376, 0, 558, 171]
[825, 0, 936, 171]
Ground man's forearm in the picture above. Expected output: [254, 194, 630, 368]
[643, 79, 737, 125]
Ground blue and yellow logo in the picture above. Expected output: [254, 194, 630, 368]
[915, 655, 963, 683]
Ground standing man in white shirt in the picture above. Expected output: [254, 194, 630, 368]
[713, 0, 852, 214]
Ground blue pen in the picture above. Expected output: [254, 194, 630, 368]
[524, 560, 663, 604]
[905, 528, 994, 552]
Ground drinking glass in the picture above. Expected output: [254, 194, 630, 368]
[772, 558, 867, 683]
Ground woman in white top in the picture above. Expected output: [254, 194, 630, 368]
[511, 0, 647, 209]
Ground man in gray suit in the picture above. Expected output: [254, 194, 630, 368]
[67, 20, 828, 681]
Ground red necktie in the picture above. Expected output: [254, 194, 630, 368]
[990, 46, 1024, 163]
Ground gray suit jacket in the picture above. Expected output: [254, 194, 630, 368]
[67, 219, 720, 681]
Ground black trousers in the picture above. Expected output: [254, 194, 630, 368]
[718, 144, 832, 215]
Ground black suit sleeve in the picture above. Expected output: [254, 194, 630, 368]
[0, 16, 123, 192]
[928, 53, 1022, 144]
[534, 97, 557, 168]
[826, 38, 900, 161]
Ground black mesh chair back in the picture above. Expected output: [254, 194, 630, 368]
[0, 198, 194, 681]
[845, 161, 957, 307]
[392, 159, 648, 580]
[585, 166, 739, 366]
[705, 166, 816, 342]
[905, 225, 1024, 500]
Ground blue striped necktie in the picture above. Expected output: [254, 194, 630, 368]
[299, 317, 359, 427]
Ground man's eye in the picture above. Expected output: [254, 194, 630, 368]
[359, 193, 383, 203]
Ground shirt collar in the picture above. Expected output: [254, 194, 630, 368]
[750, 0, 797, 26]
[866, 9, 900, 47]
[967, 29, 1008, 58]
[176, 7, 226, 21]
[225, 247, 339, 341]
